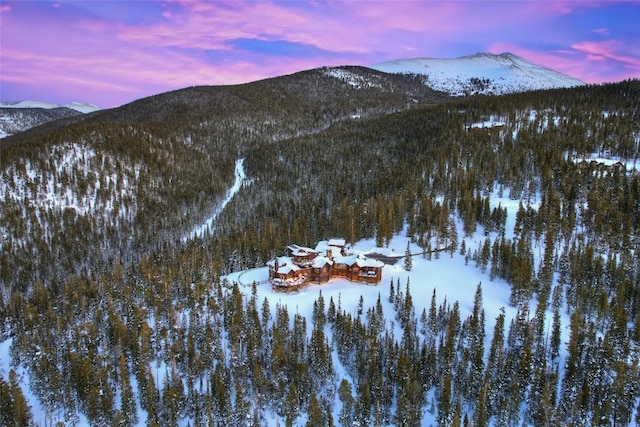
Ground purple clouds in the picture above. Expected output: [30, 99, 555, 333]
[1, 0, 638, 108]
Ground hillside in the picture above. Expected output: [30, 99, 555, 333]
[0, 101, 100, 138]
[370, 52, 584, 96]
[0, 66, 445, 289]
[0, 106, 83, 139]
[1, 69, 639, 426]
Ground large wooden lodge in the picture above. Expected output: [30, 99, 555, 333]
[267, 238, 384, 292]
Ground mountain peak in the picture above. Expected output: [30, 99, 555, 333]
[1, 100, 101, 113]
[370, 52, 584, 96]
[0, 100, 101, 138]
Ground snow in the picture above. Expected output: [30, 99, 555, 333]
[370, 52, 584, 96]
[0, 142, 138, 218]
[0, 100, 101, 113]
[226, 226, 523, 426]
[0, 183, 576, 426]
[569, 153, 639, 173]
[221, 184, 557, 426]
[324, 67, 384, 89]
[184, 158, 249, 241]
[64, 102, 102, 114]
[470, 115, 507, 129]
[1, 100, 63, 110]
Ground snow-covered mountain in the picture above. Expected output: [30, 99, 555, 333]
[370, 52, 584, 96]
[0, 100, 101, 138]
[0, 100, 101, 113]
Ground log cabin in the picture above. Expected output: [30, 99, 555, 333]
[268, 239, 383, 291]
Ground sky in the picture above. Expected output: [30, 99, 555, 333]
[1, 0, 639, 109]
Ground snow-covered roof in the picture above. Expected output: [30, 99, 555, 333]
[277, 264, 301, 275]
[287, 244, 317, 257]
[334, 253, 383, 268]
[315, 240, 344, 257]
[269, 253, 334, 270]
[356, 256, 384, 269]
[335, 253, 358, 266]
[267, 256, 291, 268]
[312, 256, 333, 268]
[328, 238, 346, 247]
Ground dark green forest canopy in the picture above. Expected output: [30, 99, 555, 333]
[1, 77, 639, 426]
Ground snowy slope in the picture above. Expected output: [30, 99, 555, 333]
[370, 52, 584, 96]
[0, 100, 101, 113]
[0, 101, 100, 138]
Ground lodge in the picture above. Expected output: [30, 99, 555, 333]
[267, 239, 384, 292]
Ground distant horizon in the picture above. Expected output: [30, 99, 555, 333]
[1, 51, 593, 109]
[1, 1, 638, 108]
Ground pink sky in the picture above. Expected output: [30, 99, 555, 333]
[1, 0, 638, 108]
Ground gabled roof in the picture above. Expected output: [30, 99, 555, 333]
[312, 256, 333, 268]
[267, 256, 290, 268]
[334, 253, 383, 268]
[278, 263, 301, 275]
[287, 244, 318, 257]
[315, 240, 343, 257]
[356, 256, 384, 268]
[328, 238, 346, 247]
[335, 253, 359, 266]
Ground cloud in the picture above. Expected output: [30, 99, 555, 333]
[572, 40, 640, 66]
[118, 1, 371, 55]
[401, 45, 418, 53]
[488, 40, 640, 84]
[487, 42, 584, 76]
[1, 0, 638, 107]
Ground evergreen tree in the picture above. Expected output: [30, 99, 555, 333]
[0, 370, 32, 427]
[437, 371, 453, 427]
[404, 240, 413, 271]
[119, 353, 137, 426]
[305, 393, 323, 427]
[338, 378, 354, 427]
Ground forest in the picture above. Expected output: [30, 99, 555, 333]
[0, 71, 639, 426]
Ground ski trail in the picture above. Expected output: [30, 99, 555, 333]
[184, 158, 247, 241]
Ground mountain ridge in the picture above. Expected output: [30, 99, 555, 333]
[370, 51, 584, 96]
[1, 52, 583, 138]
[0, 101, 101, 139]
[0, 50, 639, 427]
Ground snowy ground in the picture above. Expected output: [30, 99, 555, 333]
[570, 153, 639, 173]
[1, 180, 573, 427]
[220, 189, 564, 427]
[184, 158, 250, 241]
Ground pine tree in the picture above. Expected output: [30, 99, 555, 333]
[437, 371, 452, 427]
[145, 366, 160, 427]
[550, 306, 561, 361]
[338, 378, 354, 427]
[404, 240, 413, 271]
[452, 397, 462, 427]
[389, 278, 395, 303]
[469, 283, 485, 402]
[119, 354, 137, 425]
[428, 288, 438, 338]
[305, 393, 323, 427]
[485, 308, 505, 416]
[0, 376, 11, 426]
[261, 296, 271, 329]
[285, 382, 299, 420]
[0, 370, 32, 427]
[474, 381, 488, 427]
[327, 296, 336, 323]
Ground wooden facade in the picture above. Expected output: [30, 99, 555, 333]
[268, 239, 383, 292]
